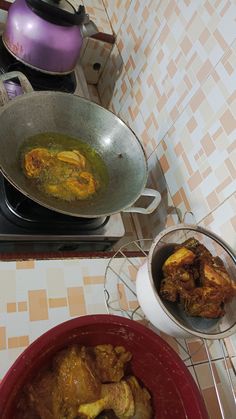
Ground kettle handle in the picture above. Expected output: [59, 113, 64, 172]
[122, 188, 161, 215]
[0, 71, 33, 106]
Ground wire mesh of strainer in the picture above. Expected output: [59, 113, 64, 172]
[104, 230, 236, 419]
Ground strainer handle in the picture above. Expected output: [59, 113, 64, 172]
[183, 211, 196, 225]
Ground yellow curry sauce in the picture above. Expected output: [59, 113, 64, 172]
[20, 133, 109, 202]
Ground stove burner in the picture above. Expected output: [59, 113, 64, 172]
[0, 37, 76, 93]
[0, 176, 108, 232]
[0, 35, 125, 251]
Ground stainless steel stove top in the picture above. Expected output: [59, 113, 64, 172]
[0, 174, 125, 253]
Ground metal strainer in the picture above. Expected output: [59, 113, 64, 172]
[148, 224, 236, 339]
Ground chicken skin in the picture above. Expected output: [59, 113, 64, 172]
[24, 148, 52, 178]
[23, 147, 99, 201]
[91, 344, 132, 383]
[15, 344, 151, 419]
[160, 238, 235, 319]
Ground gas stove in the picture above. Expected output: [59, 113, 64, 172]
[0, 35, 125, 255]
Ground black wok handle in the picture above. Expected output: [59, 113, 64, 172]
[0, 71, 34, 106]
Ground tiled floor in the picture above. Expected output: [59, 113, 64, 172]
[0, 257, 235, 417]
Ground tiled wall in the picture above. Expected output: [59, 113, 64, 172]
[99, 0, 236, 250]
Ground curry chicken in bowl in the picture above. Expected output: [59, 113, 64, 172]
[16, 344, 152, 419]
[0, 315, 209, 419]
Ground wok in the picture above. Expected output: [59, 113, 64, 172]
[0, 72, 161, 218]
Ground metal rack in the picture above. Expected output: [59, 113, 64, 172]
[104, 239, 236, 419]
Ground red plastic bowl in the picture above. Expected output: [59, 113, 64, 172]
[0, 315, 208, 419]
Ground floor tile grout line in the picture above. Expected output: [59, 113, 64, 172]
[189, 355, 235, 367]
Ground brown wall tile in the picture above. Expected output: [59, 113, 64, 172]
[220, 109, 236, 135]
[67, 287, 86, 317]
[83, 276, 104, 285]
[187, 171, 203, 191]
[190, 89, 205, 112]
[201, 133, 216, 156]
[18, 301, 28, 312]
[49, 298, 67, 308]
[197, 60, 213, 82]
[28, 290, 48, 321]
[207, 191, 220, 210]
[7, 302, 16, 313]
[202, 387, 222, 418]
[16, 261, 35, 269]
[180, 36, 192, 55]
[0, 327, 6, 350]
[117, 283, 129, 310]
[8, 335, 29, 349]
[159, 155, 170, 173]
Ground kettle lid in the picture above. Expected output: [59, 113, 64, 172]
[26, 0, 86, 26]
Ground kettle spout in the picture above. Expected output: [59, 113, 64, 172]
[81, 15, 99, 38]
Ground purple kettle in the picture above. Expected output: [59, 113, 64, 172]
[3, 0, 98, 74]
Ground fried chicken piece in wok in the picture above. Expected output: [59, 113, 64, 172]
[24, 147, 52, 178]
[56, 150, 86, 169]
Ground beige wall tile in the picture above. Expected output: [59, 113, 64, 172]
[200, 193, 236, 251]
[8, 335, 29, 349]
[99, 1, 235, 251]
[48, 298, 67, 308]
[220, 109, 236, 135]
[103, 0, 132, 34]
[0, 271, 16, 302]
[16, 261, 35, 269]
[202, 387, 222, 419]
[100, 0, 236, 159]
[7, 303, 16, 313]
[67, 287, 86, 317]
[117, 283, 129, 310]
[0, 327, 6, 350]
[155, 42, 236, 231]
[18, 301, 28, 312]
[28, 290, 48, 321]
[46, 268, 65, 299]
[83, 275, 104, 284]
